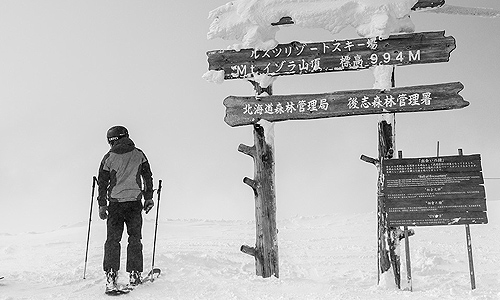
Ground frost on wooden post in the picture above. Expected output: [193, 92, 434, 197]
[373, 65, 394, 91]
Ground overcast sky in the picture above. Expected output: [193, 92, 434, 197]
[0, 0, 499, 234]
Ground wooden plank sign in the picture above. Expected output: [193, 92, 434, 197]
[207, 31, 455, 80]
[387, 211, 488, 227]
[387, 198, 487, 213]
[383, 154, 487, 227]
[386, 185, 486, 201]
[384, 154, 482, 175]
[224, 82, 467, 127]
[385, 172, 484, 188]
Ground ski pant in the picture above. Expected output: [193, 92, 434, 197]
[103, 200, 143, 273]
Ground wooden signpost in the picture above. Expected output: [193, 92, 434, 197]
[207, 31, 455, 80]
[206, 30, 463, 280]
[205, 0, 493, 286]
[223, 82, 467, 127]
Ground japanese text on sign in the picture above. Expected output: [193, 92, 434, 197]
[347, 92, 431, 110]
[208, 31, 456, 80]
[386, 174, 482, 188]
[251, 38, 379, 60]
[385, 160, 479, 174]
[243, 99, 329, 115]
[241, 92, 432, 116]
[229, 37, 422, 78]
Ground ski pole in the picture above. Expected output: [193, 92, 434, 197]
[83, 176, 97, 279]
[149, 179, 162, 281]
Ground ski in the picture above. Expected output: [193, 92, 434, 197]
[123, 268, 161, 292]
[105, 284, 130, 296]
[104, 268, 161, 295]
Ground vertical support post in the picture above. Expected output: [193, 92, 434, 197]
[377, 119, 393, 279]
[240, 78, 279, 278]
[465, 224, 476, 290]
[458, 148, 476, 290]
[403, 226, 412, 291]
[377, 65, 400, 288]
[399, 149, 413, 291]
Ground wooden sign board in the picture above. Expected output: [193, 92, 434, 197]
[386, 185, 485, 201]
[207, 31, 455, 80]
[383, 154, 487, 227]
[383, 154, 482, 174]
[385, 172, 484, 188]
[387, 198, 486, 213]
[387, 211, 488, 227]
[224, 82, 467, 127]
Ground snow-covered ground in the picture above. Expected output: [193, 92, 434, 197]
[1, 201, 498, 300]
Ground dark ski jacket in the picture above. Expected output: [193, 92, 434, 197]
[97, 137, 153, 207]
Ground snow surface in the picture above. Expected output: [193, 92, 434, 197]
[1, 202, 499, 299]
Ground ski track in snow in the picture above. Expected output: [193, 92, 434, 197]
[1, 203, 499, 299]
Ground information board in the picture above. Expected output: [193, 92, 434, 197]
[383, 154, 487, 227]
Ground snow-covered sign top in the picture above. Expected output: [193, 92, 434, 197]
[207, 0, 420, 51]
[204, 0, 498, 86]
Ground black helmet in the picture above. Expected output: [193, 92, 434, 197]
[107, 126, 129, 145]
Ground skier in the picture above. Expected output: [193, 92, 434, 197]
[97, 125, 154, 294]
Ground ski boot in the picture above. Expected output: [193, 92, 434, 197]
[129, 270, 143, 287]
[105, 269, 118, 294]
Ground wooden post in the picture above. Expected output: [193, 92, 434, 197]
[403, 226, 412, 291]
[376, 66, 401, 288]
[377, 119, 393, 281]
[465, 224, 476, 290]
[398, 150, 413, 291]
[458, 148, 476, 290]
[239, 79, 279, 278]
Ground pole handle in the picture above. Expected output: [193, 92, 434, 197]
[157, 179, 162, 197]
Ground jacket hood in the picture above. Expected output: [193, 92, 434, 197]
[110, 137, 135, 154]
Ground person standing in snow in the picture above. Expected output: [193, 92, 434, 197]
[97, 125, 154, 292]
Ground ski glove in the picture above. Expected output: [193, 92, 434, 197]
[99, 206, 108, 220]
[144, 199, 154, 214]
